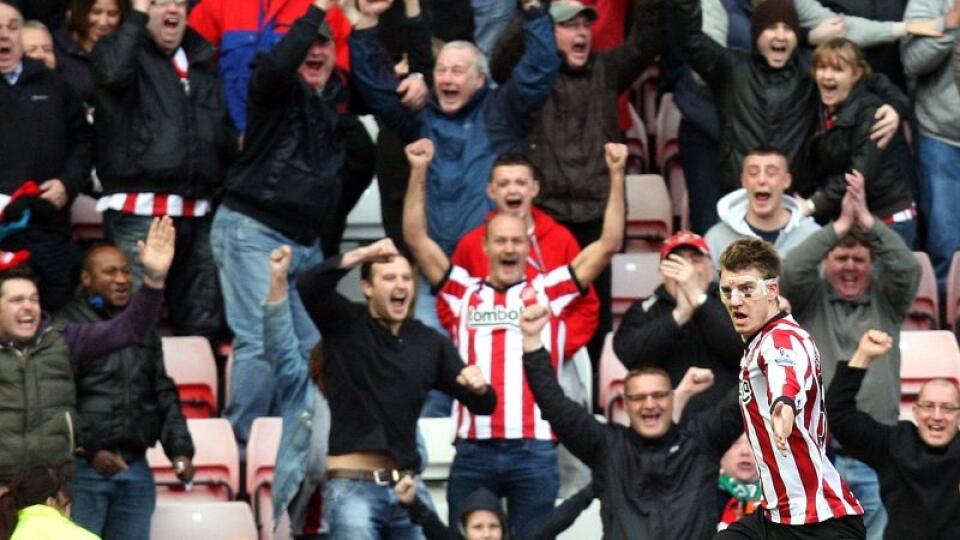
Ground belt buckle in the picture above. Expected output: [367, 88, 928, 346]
[372, 468, 398, 486]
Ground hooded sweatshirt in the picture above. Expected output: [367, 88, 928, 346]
[704, 188, 820, 265]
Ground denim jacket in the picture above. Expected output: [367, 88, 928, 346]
[263, 297, 330, 531]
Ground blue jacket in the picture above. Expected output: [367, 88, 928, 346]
[263, 297, 329, 531]
[349, 7, 559, 255]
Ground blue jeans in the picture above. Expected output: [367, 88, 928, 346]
[447, 440, 559, 539]
[884, 218, 917, 251]
[211, 206, 324, 448]
[323, 479, 425, 540]
[471, 0, 515, 56]
[70, 457, 156, 539]
[678, 119, 722, 235]
[834, 455, 886, 540]
[918, 134, 960, 287]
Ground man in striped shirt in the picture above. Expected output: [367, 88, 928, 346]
[402, 138, 625, 538]
[716, 237, 865, 539]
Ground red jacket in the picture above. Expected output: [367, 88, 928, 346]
[450, 207, 600, 359]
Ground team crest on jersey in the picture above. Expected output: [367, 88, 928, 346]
[467, 306, 522, 328]
[739, 379, 753, 404]
[773, 347, 795, 367]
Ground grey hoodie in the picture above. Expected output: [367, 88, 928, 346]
[902, 0, 960, 146]
[704, 188, 820, 265]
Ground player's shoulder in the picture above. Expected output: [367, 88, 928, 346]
[759, 320, 813, 362]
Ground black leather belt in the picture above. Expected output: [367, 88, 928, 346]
[325, 468, 414, 486]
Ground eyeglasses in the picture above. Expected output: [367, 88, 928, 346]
[151, 0, 188, 7]
[915, 401, 960, 414]
[719, 277, 778, 303]
[623, 390, 671, 403]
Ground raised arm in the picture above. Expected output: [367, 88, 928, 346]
[781, 209, 847, 316]
[520, 303, 609, 466]
[606, 0, 667, 93]
[248, 1, 335, 104]
[826, 330, 895, 468]
[903, 0, 960, 78]
[349, 0, 423, 141]
[796, 0, 941, 48]
[90, 0, 151, 90]
[401, 138, 450, 287]
[264, 246, 315, 410]
[667, 0, 736, 88]
[570, 144, 625, 288]
[65, 217, 174, 364]
[672, 367, 715, 423]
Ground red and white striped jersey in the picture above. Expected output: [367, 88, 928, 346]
[96, 193, 210, 217]
[738, 313, 862, 525]
[437, 264, 582, 441]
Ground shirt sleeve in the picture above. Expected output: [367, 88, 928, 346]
[542, 265, 585, 317]
[760, 329, 811, 414]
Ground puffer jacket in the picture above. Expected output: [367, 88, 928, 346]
[57, 297, 193, 465]
[222, 5, 350, 244]
[670, 0, 908, 194]
[808, 80, 913, 222]
[91, 11, 236, 199]
[349, 6, 560, 255]
[0, 326, 76, 483]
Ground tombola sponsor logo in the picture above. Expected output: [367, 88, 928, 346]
[467, 306, 522, 328]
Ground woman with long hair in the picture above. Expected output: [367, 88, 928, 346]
[53, 0, 131, 106]
[0, 463, 100, 540]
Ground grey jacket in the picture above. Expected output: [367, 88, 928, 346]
[781, 222, 920, 425]
[704, 189, 819, 266]
[902, 0, 960, 146]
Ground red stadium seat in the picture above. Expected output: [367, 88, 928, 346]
[598, 333, 628, 417]
[899, 331, 960, 403]
[162, 336, 218, 418]
[150, 502, 257, 540]
[70, 193, 104, 242]
[246, 417, 290, 540]
[633, 63, 659, 136]
[903, 252, 939, 330]
[625, 103, 649, 174]
[147, 418, 239, 502]
[947, 251, 960, 329]
[655, 93, 681, 172]
[625, 174, 671, 251]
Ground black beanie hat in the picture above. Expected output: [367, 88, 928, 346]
[751, 0, 801, 48]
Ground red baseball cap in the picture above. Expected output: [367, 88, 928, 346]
[659, 231, 710, 261]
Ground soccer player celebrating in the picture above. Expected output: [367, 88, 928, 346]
[715, 234, 864, 539]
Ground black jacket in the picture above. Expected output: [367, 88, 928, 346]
[613, 283, 742, 415]
[524, 347, 742, 540]
[222, 5, 349, 243]
[827, 362, 960, 540]
[57, 296, 194, 464]
[808, 80, 913, 222]
[53, 26, 95, 106]
[91, 11, 236, 198]
[0, 57, 93, 232]
[670, 0, 908, 194]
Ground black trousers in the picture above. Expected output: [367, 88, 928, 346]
[717, 512, 865, 540]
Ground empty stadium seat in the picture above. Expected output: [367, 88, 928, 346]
[162, 336, 218, 418]
[633, 63, 659, 136]
[151, 502, 258, 540]
[246, 417, 285, 540]
[904, 252, 939, 330]
[655, 93, 681, 171]
[419, 417, 456, 482]
[625, 103, 649, 174]
[70, 193, 104, 242]
[625, 174, 671, 250]
[947, 252, 960, 329]
[147, 418, 240, 502]
[899, 331, 960, 402]
[611, 252, 661, 318]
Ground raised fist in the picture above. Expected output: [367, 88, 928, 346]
[405, 138, 435, 169]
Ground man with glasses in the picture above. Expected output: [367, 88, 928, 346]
[716, 237, 865, 539]
[91, 0, 236, 342]
[827, 328, 960, 539]
[614, 230, 742, 416]
[519, 299, 743, 539]
[780, 174, 920, 539]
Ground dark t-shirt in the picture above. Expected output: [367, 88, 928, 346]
[746, 222, 781, 244]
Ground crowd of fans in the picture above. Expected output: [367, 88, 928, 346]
[0, 0, 959, 538]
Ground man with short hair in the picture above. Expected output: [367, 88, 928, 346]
[613, 231, 742, 416]
[0, 217, 175, 485]
[0, 1, 92, 313]
[781, 174, 920, 538]
[91, 0, 236, 340]
[716, 236, 865, 539]
[705, 146, 819, 265]
[210, 0, 348, 450]
[403, 139, 624, 537]
[21, 20, 56, 69]
[295, 238, 497, 538]
[520, 297, 742, 539]
[827, 329, 960, 539]
[57, 244, 194, 538]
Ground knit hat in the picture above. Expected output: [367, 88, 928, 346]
[750, 0, 800, 48]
